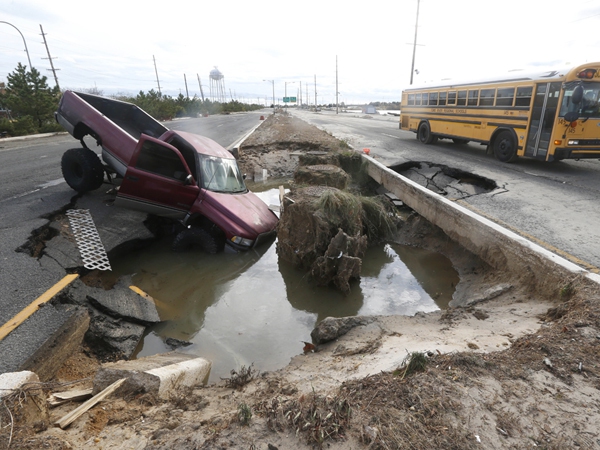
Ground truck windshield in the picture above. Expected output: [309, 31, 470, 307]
[560, 82, 600, 119]
[199, 155, 247, 193]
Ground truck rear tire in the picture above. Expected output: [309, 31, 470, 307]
[61, 148, 105, 192]
[172, 226, 222, 254]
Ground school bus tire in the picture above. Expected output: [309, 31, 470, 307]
[417, 121, 437, 145]
[492, 130, 518, 163]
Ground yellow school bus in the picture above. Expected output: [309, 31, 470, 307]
[400, 63, 600, 162]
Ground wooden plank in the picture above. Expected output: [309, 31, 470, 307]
[55, 378, 126, 429]
[48, 388, 93, 407]
[0, 274, 79, 341]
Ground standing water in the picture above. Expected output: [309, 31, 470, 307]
[104, 188, 458, 382]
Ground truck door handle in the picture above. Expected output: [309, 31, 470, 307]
[126, 176, 139, 181]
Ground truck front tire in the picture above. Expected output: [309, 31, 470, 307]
[61, 148, 105, 192]
[172, 226, 222, 254]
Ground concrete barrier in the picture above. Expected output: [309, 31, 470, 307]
[365, 155, 600, 295]
[93, 352, 211, 400]
[0, 371, 49, 427]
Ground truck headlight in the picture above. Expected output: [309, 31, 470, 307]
[231, 236, 254, 247]
[568, 140, 579, 145]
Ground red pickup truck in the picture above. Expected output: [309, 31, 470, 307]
[55, 90, 278, 252]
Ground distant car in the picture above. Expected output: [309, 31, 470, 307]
[56, 90, 278, 253]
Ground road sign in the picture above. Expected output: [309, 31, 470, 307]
[283, 97, 297, 103]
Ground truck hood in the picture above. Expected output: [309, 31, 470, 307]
[201, 190, 278, 238]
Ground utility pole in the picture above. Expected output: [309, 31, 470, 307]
[299, 80, 302, 106]
[197, 74, 205, 101]
[306, 83, 309, 106]
[153, 55, 162, 96]
[336, 55, 339, 114]
[410, 0, 420, 85]
[184, 73, 189, 98]
[39, 24, 59, 89]
[314, 74, 317, 109]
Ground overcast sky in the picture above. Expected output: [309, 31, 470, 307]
[1, 0, 600, 105]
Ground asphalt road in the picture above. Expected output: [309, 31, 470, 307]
[291, 108, 600, 272]
[0, 110, 268, 374]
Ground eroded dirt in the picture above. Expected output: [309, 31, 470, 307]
[3, 111, 600, 450]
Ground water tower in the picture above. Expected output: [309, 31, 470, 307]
[209, 67, 226, 103]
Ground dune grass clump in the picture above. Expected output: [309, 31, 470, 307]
[314, 190, 363, 236]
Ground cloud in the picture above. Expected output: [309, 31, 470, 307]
[1, 0, 599, 104]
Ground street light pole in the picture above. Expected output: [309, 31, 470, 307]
[263, 79, 275, 111]
[0, 21, 33, 70]
[409, 0, 420, 85]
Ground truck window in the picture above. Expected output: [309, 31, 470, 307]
[136, 140, 188, 181]
[200, 155, 246, 193]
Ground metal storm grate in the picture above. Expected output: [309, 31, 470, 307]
[66, 209, 112, 271]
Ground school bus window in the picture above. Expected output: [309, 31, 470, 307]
[479, 89, 495, 106]
[416, 93, 422, 105]
[448, 91, 457, 105]
[457, 90, 467, 106]
[439, 92, 447, 106]
[408, 93, 415, 106]
[429, 92, 438, 106]
[496, 87, 515, 107]
[515, 86, 533, 107]
[468, 90, 479, 106]
[422, 93, 429, 105]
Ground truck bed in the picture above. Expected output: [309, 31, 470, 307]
[73, 92, 167, 140]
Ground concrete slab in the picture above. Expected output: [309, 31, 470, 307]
[86, 276, 160, 324]
[0, 371, 40, 398]
[0, 371, 49, 428]
[86, 306, 145, 358]
[93, 352, 211, 399]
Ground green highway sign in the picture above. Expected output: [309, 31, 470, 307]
[283, 97, 297, 103]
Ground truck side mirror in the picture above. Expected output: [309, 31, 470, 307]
[184, 174, 194, 185]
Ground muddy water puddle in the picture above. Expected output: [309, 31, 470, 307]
[104, 188, 458, 383]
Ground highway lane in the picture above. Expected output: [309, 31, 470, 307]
[292, 109, 600, 272]
[0, 111, 267, 203]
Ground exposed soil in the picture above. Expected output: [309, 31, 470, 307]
[3, 111, 600, 450]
